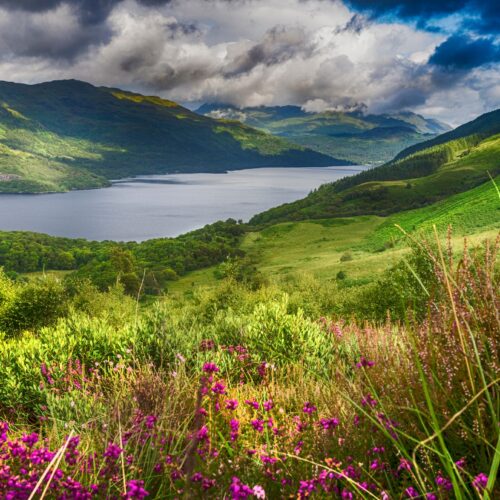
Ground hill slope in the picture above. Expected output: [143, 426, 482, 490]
[197, 103, 451, 164]
[251, 110, 500, 225]
[0, 80, 339, 193]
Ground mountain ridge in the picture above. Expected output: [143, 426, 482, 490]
[0, 80, 341, 193]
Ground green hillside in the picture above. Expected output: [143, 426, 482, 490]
[0, 80, 338, 193]
[250, 111, 500, 225]
[197, 103, 451, 164]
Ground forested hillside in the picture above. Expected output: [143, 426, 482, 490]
[251, 110, 500, 225]
[197, 103, 451, 164]
[0, 80, 338, 193]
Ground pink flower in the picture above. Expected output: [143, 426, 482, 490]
[251, 419, 264, 432]
[226, 399, 239, 410]
[211, 382, 227, 395]
[472, 473, 488, 491]
[126, 479, 149, 499]
[203, 363, 219, 373]
[253, 485, 266, 498]
[263, 400, 274, 411]
[318, 417, 339, 430]
[197, 426, 209, 441]
[229, 477, 254, 499]
[302, 402, 317, 414]
[405, 487, 419, 498]
[245, 399, 259, 410]
[356, 357, 375, 368]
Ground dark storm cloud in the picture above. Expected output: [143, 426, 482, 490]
[224, 25, 310, 77]
[429, 34, 500, 69]
[0, 0, 175, 25]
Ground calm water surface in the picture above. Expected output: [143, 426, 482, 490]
[0, 166, 366, 241]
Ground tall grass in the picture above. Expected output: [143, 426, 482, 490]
[0, 233, 498, 498]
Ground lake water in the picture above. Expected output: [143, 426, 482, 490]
[0, 166, 366, 241]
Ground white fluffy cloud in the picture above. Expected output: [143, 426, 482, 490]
[0, 0, 498, 125]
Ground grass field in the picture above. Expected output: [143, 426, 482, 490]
[169, 178, 500, 294]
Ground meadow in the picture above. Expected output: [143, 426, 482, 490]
[0, 224, 498, 498]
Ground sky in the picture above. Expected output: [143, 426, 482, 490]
[0, 0, 498, 126]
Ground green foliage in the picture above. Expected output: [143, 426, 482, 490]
[198, 103, 451, 164]
[0, 80, 333, 192]
[0, 219, 246, 293]
[251, 127, 500, 225]
[0, 275, 69, 337]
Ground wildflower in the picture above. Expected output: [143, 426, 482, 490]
[144, 415, 157, 429]
[21, 433, 39, 448]
[245, 399, 259, 410]
[435, 474, 452, 491]
[398, 458, 412, 472]
[0, 422, 8, 442]
[341, 490, 353, 499]
[455, 457, 466, 470]
[353, 415, 360, 426]
[472, 473, 488, 491]
[426, 494, 438, 500]
[230, 419, 239, 441]
[197, 426, 209, 441]
[405, 486, 419, 498]
[253, 485, 266, 499]
[103, 443, 122, 461]
[211, 382, 227, 395]
[176, 353, 186, 363]
[294, 441, 303, 454]
[263, 400, 274, 411]
[229, 477, 254, 499]
[356, 357, 375, 368]
[302, 402, 317, 414]
[381, 491, 390, 500]
[202, 477, 216, 490]
[226, 399, 239, 410]
[191, 472, 203, 482]
[203, 363, 219, 373]
[318, 417, 339, 430]
[126, 479, 149, 499]
[361, 394, 377, 407]
[251, 419, 264, 432]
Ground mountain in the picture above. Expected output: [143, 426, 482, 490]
[0, 80, 339, 193]
[196, 103, 452, 164]
[250, 109, 500, 225]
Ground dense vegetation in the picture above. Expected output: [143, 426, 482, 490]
[197, 103, 451, 164]
[0, 80, 337, 193]
[251, 113, 500, 225]
[0, 220, 246, 295]
[0, 231, 498, 498]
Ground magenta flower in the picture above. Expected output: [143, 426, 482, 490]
[203, 362, 219, 373]
[318, 417, 339, 430]
[245, 399, 259, 410]
[229, 476, 254, 499]
[225, 399, 239, 410]
[302, 402, 317, 414]
[405, 486, 419, 498]
[472, 473, 488, 491]
[251, 419, 264, 432]
[144, 415, 157, 429]
[356, 357, 375, 368]
[398, 458, 412, 472]
[103, 443, 122, 461]
[230, 419, 239, 441]
[361, 394, 377, 407]
[126, 479, 149, 499]
[263, 400, 274, 411]
[197, 426, 209, 441]
[435, 474, 452, 491]
[211, 382, 227, 395]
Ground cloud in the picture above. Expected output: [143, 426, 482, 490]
[0, 0, 497, 125]
[429, 34, 500, 69]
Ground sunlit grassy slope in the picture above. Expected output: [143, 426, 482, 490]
[0, 80, 337, 193]
[169, 177, 499, 292]
[250, 112, 500, 225]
